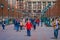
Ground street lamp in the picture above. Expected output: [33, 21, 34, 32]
[12, 8, 14, 18]
[8, 7, 10, 19]
[1, 4, 4, 20]
[12, 8, 14, 12]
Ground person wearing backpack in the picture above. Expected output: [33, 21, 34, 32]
[52, 18, 59, 39]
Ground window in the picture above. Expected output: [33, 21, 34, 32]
[38, 2, 41, 9]
[48, 2, 51, 5]
[28, 10, 31, 13]
[28, 6, 31, 10]
[33, 2, 36, 9]
[43, 2, 46, 8]
[19, 0, 23, 1]
[28, 2, 32, 10]
[33, 2, 36, 6]
[36, 10, 41, 13]
[28, 2, 31, 5]
[33, 10, 36, 13]
[53, 1, 56, 5]
[33, 10, 41, 13]
[38, 2, 41, 5]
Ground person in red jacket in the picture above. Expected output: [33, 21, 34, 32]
[35, 18, 40, 26]
[25, 19, 33, 36]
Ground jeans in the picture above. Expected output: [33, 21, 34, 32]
[16, 26, 19, 31]
[27, 30, 31, 36]
[2, 26, 5, 30]
[14, 25, 16, 30]
[20, 26, 23, 30]
[2, 25, 5, 30]
[34, 25, 36, 30]
[54, 29, 58, 38]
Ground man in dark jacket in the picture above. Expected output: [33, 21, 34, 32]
[2, 21, 5, 30]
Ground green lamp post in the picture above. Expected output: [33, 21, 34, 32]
[8, 6, 10, 19]
[12, 8, 14, 18]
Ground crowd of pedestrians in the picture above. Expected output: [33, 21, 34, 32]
[1, 17, 60, 39]
[12, 18, 40, 36]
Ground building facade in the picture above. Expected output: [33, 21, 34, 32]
[25, 0, 56, 17]
[1, 0, 60, 19]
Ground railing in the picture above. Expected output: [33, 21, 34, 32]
[41, 3, 52, 15]
[41, 3, 52, 27]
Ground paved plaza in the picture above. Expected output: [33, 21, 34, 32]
[0, 24, 60, 40]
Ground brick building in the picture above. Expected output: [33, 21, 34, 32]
[46, 0, 60, 17]
[0, 0, 60, 19]
[0, 0, 23, 19]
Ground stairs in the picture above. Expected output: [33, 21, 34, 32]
[41, 3, 52, 15]
[41, 3, 52, 27]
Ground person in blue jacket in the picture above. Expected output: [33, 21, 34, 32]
[16, 19, 20, 32]
[13, 19, 17, 30]
[33, 19, 36, 30]
[2, 21, 5, 30]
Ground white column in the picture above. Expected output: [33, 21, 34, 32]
[26, 2, 28, 12]
[36, 1, 38, 13]
[32, 2, 34, 17]
[51, 1, 54, 6]
[46, 1, 48, 6]
[25, 1, 27, 10]
[31, 2, 33, 12]
[10, 0, 12, 6]
[24, 0, 25, 10]
[41, 1, 43, 12]
[31, 2, 32, 13]
[15, 1, 17, 9]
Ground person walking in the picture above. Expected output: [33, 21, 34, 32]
[52, 18, 59, 39]
[35, 18, 40, 27]
[20, 21, 23, 31]
[33, 20, 36, 30]
[13, 18, 16, 30]
[25, 19, 33, 36]
[2, 21, 5, 30]
[16, 18, 20, 32]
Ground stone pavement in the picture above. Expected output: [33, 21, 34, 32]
[0, 24, 60, 40]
